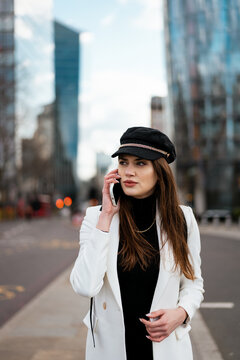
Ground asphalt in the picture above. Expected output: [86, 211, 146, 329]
[0, 223, 238, 360]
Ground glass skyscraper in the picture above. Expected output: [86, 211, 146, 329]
[54, 21, 80, 202]
[1, 1, 81, 213]
[1, 0, 54, 210]
[0, 0, 15, 205]
[15, 1, 54, 140]
[15, 0, 54, 208]
[164, 0, 240, 214]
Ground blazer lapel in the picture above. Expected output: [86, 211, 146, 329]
[150, 208, 175, 311]
[106, 213, 122, 309]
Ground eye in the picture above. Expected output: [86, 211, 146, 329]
[118, 160, 127, 166]
[136, 161, 146, 166]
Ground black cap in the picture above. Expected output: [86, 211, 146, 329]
[111, 126, 176, 163]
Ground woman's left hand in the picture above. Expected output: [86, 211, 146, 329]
[139, 307, 187, 343]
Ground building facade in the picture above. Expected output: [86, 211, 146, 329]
[164, 0, 240, 214]
[0, 1, 81, 215]
[0, 0, 54, 210]
[54, 21, 80, 203]
[0, 0, 16, 206]
[21, 104, 54, 197]
[150, 96, 168, 134]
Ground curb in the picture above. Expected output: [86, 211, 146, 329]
[191, 310, 224, 360]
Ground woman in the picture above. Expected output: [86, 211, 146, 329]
[70, 126, 204, 360]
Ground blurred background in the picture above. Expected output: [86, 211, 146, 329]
[0, 0, 240, 222]
[0, 1, 240, 359]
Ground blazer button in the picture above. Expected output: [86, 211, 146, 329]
[103, 302, 107, 310]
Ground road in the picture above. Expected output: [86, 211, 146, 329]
[0, 216, 80, 327]
[0, 218, 239, 359]
[200, 232, 240, 360]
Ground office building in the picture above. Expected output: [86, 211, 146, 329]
[151, 96, 169, 134]
[54, 21, 80, 202]
[164, 0, 240, 214]
[0, 0, 54, 209]
[0, 1, 81, 213]
[21, 104, 54, 196]
[0, 0, 16, 205]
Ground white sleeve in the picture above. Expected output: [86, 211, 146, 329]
[70, 206, 110, 298]
[177, 206, 204, 322]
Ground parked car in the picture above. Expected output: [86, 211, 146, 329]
[200, 209, 231, 223]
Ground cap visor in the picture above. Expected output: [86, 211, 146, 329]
[111, 146, 164, 161]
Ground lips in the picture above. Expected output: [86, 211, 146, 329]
[123, 180, 137, 187]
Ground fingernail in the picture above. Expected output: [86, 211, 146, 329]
[146, 335, 151, 340]
[139, 318, 143, 322]
[115, 180, 119, 183]
[146, 313, 151, 316]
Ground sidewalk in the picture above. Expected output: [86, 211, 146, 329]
[199, 223, 240, 240]
[0, 262, 224, 360]
[0, 266, 88, 360]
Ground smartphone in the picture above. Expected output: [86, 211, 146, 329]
[109, 182, 122, 206]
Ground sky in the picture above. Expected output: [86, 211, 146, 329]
[54, 0, 167, 180]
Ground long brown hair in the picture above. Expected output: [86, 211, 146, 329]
[118, 157, 195, 280]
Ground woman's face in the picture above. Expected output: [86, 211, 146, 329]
[118, 155, 158, 199]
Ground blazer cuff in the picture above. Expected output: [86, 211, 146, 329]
[178, 306, 190, 324]
[90, 227, 110, 246]
[177, 302, 192, 323]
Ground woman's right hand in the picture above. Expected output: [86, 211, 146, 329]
[101, 169, 121, 216]
[96, 169, 121, 232]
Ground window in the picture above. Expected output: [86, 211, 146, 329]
[0, 32, 14, 49]
[6, 102, 14, 116]
[0, 51, 14, 65]
[0, 0, 13, 13]
[0, 16, 14, 31]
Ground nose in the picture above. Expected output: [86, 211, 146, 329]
[125, 164, 135, 177]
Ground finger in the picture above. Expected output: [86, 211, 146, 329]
[102, 180, 119, 194]
[146, 309, 165, 319]
[105, 178, 120, 184]
[148, 332, 165, 340]
[146, 329, 167, 341]
[102, 176, 120, 192]
[146, 335, 166, 343]
[146, 326, 163, 335]
[106, 169, 119, 176]
[104, 176, 121, 184]
[140, 318, 162, 328]
[146, 327, 165, 334]
[104, 176, 121, 185]
[105, 172, 121, 179]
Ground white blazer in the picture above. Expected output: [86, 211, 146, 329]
[70, 205, 204, 360]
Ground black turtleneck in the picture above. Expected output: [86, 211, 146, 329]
[117, 193, 160, 360]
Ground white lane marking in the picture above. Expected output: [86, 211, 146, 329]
[1, 223, 28, 239]
[201, 302, 234, 309]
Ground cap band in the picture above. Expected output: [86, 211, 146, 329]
[119, 143, 170, 157]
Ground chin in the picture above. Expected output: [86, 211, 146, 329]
[122, 186, 138, 197]
[122, 186, 143, 198]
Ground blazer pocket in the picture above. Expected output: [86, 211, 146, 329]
[175, 323, 191, 340]
[83, 310, 98, 332]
